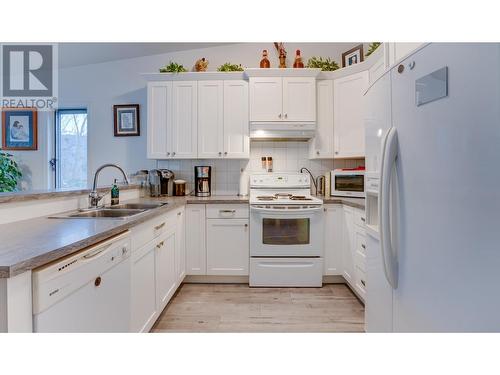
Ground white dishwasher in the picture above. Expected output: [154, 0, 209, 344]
[32, 231, 131, 332]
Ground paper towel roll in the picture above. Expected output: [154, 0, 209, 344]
[239, 168, 249, 196]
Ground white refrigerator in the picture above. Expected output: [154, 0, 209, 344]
[364, 43, 500, 332]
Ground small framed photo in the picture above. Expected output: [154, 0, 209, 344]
[342, 44, 364, 67]
[113, 104, 140, 136]
[2, 108, 38, 150]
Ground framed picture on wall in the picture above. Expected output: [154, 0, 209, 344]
[1, 108, 38, 150]
[342, 44, 364, 67]
[113, 104, 140, 136]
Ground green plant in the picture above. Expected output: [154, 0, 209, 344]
[366, 42, 381, 57]
[306, 56, 339, 71]
[217, 62, 244, 72]
[159, 61, 187, 73]
[0, 150, 22, 192]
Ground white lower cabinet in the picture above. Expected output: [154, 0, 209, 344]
[130, 240, 158, 333]
[342, 206, 355, 285]
[185, 205, 207, 275]
[323, 204, 343, 275]
[206, 218, 249, 276]
[175, 207, 186, 284]
[155, 229, 177, 312]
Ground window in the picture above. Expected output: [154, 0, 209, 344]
[55, 109, 88, 189]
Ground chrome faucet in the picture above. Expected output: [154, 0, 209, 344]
[300, 167, 318, 195]
[88, 164, 129, 208]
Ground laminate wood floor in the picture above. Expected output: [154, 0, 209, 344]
[151, 283, 365, 333]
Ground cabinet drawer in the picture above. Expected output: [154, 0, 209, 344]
[355, 265, 366, 300]
[131, 213, 175, 250]
[206, 204, 249, 219]
[354, 209, 366, 228]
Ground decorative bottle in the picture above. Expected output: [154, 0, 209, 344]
[260, 50, 271, 68]
[293, 49, 304, 68]
[111, 179, 120, 205]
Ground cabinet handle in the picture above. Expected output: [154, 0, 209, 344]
[361, 279, 366, 287]
[94, 276, 102, 287]
[316, 151, 320, 155]
[278, 113, 282, 119]
[361, 217, 366, 222]
[156, 240, 164, 248]
[224, 151, 227, 155]
[244, 223, 248, 227]
[155, 222, 166, 230]
[172, 152, 176, 156]
[284, 113, 288, 119]
[361, 244, 366, 249]
[167, 152, 170, 156]
[335, 151, 339, 155]
[177, 212, 182, 216]
[219, 152, 222, 156]
[219, 209, 236, 214]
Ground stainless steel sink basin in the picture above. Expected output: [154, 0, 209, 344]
[49, 201, 168, 220]
[106, 202, 167, 210]
[66, 209, 145, 218]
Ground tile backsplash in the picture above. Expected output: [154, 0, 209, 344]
[158, 141, 364, 195]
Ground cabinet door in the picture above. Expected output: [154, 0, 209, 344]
[131, 241, 158, 332]
[206, 218, 249, 275]
[283, 77, 316, 122]
[185, 205, 206, 275]
[175, 207, 186, 284]
[198, 80, 224, 159]
[310, 80, 334, 159]
[223, 80, 249, 158]
[387, 42, 423, 65]
[172, 81, 198, 158]
[342, 206, 355, 285]
[147, 81, 172, 159]
[323, 205, 343, 275]
[249, 77, 283, 122]
[155, 230, 177, 311]
[333, 71, 368, 158]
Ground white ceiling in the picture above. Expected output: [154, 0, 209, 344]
[58, 43, 231, 68]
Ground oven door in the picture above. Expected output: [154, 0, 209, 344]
[250, 205, 324, 257]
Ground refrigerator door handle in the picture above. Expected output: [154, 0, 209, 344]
[379, 126, 399, 289]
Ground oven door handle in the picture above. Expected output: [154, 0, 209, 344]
[250, 205, 323, 213]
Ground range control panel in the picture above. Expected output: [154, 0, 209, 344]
[250, 173, 310, 188]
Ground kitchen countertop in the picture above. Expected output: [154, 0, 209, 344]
[320, 196, 365, 210]
[0, 194, 362, 278]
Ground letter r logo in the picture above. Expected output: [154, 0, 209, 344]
[2, 45, 53, 97]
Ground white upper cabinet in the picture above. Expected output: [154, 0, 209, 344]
[171, 81, 198, 158]
[309, 80, 334, 159]
[249, 76, 316, 122]
[387, 42, 423, 65]
[282, 77, 316, 122]
[147, 81, 172, 159]
[198, 80, 224, 158]
[249, 77, 283, 122]
[223, 80, 249, 158]
[333, 71, 369, 158]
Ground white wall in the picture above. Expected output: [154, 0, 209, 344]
[10, 42, 366, 190]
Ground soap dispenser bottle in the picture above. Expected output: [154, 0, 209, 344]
[111, 179, 120, 205]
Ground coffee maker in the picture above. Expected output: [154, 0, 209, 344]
[149, 169, 175, 197]
[194, 166, 211, 197]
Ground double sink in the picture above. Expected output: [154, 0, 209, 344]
[50, 202, 168, 220]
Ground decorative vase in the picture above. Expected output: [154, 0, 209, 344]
[279, 55, 286, 68]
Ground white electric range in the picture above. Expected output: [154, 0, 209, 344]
[249, 173, 324, 287]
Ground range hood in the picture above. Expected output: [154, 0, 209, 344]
[250, 123, 316, 141]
